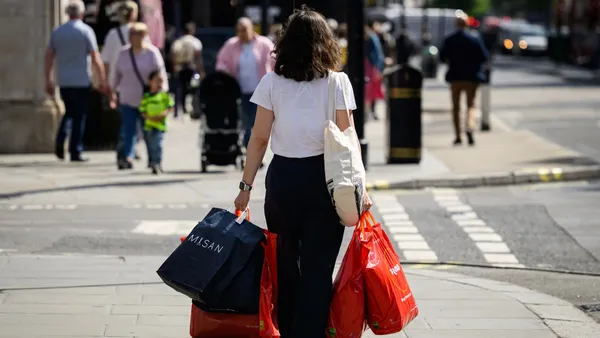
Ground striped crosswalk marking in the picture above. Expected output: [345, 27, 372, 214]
[431, 188, 525, 268]
[373, 194, 438, 262]
[132, 220, 197, 236]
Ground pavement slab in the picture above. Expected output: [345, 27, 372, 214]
[0, 253, 597, 337]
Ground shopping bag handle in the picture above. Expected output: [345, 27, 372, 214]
[358, 211, 376, 236]
[234, 207, 250, 223]
[226, 206, 251, 221]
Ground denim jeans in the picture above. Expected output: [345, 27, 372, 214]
[241, 93, 257, 148]
[144, 128, 164, 165]
[56, 87, 91, 158]
[118, 105, 148, 160]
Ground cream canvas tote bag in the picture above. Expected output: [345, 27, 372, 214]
[324, 72, 366, 227]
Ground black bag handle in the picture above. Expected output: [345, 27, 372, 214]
[116, 26, 126, 46]
[128, 47, 149, 93]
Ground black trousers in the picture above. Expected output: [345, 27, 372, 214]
[175, 68, 196, 116]
[264, 154, 344, 338]
[56, 87, 91, 158]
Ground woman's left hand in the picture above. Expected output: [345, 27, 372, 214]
[234, 191, 251, 212]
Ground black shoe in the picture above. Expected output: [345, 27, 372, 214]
[466, 131, 475, 146]
[55, 147, 65, 161]
[71, 156, 89, 163]
[118, 160, 133, 170]
[453, 138, 462, 146]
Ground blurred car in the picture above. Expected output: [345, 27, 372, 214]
[195, 27, 236, 74]
[514, 24, 548, 56]
[497, 21, 548, 56]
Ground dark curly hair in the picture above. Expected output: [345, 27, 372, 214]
[272, 6, 342, 82]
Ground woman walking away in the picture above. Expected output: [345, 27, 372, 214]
[110, 22, 168, 170]
[233, 6, 372, 338]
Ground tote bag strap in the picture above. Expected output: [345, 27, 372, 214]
[327, 72, 351, 123]
[327, 72, 337, 123]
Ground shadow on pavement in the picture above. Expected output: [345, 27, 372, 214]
[0, 178, 202, 200]
[166, 169, 233, 175]
[522, 156, 599, 167]
[0, 161, 115, 169]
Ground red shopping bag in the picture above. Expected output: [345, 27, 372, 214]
[327, 225, 368, 338]
[362, 212, 419, 335]
[189, 305, 260, 338]
[259, 231, 280, 337]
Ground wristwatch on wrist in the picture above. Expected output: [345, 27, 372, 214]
[239, 181, 253, 192]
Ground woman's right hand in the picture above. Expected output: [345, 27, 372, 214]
[109, 93, 118, 109]
[363, 191, 373, 212]
[234, 190, 251, 213]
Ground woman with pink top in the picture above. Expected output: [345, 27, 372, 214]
[215, 17, 275, 150]
[110, 22, 168, 170]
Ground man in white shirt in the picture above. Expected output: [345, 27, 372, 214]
[170, 22, 204, 116]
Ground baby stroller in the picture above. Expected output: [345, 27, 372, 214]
[198, 71, 245, 173]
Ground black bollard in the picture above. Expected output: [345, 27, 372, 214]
[386, 65, 423, 164]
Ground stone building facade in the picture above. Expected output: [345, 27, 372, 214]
[0, 0, 72, 153]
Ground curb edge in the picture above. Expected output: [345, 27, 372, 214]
[366, 166, 600, 191]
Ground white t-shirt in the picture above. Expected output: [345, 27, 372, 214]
[238, 42, 260, 94]
[250, 71, 357, 158]
[171, 34, 203, 71]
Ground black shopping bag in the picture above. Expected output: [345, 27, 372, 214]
[157, 208, 265, 313]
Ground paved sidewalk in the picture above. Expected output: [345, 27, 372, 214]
[0, 253, 598, 338]
[1, 97, 599, 205]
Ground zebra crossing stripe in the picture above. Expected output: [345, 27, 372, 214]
[132, 220, 197, 236]
[431, 189, 522, 267]
[373, 194, 438, 262]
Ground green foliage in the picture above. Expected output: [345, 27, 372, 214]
[430, 0, 490, 16]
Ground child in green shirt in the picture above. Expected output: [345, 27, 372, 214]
[139, 70, 174, 175]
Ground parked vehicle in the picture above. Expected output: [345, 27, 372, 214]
[497, 21, 548, 56]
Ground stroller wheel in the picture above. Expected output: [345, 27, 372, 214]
[201, 160, 208, 173]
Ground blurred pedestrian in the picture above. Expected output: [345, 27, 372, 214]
[370, 20, 396, 67]
[44, 0, 106, 162]
[101, 1, 150, 161]
[110, 22, 168, 170]
[170, 22, 205, 117]
[364, 23, 385, 120]
[232, 6, 371, 337]
[440, 14, 489, 146]
[139, 70, 174, 175]
[216, 17, 275, 151]
[101, 1, 148, 84]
